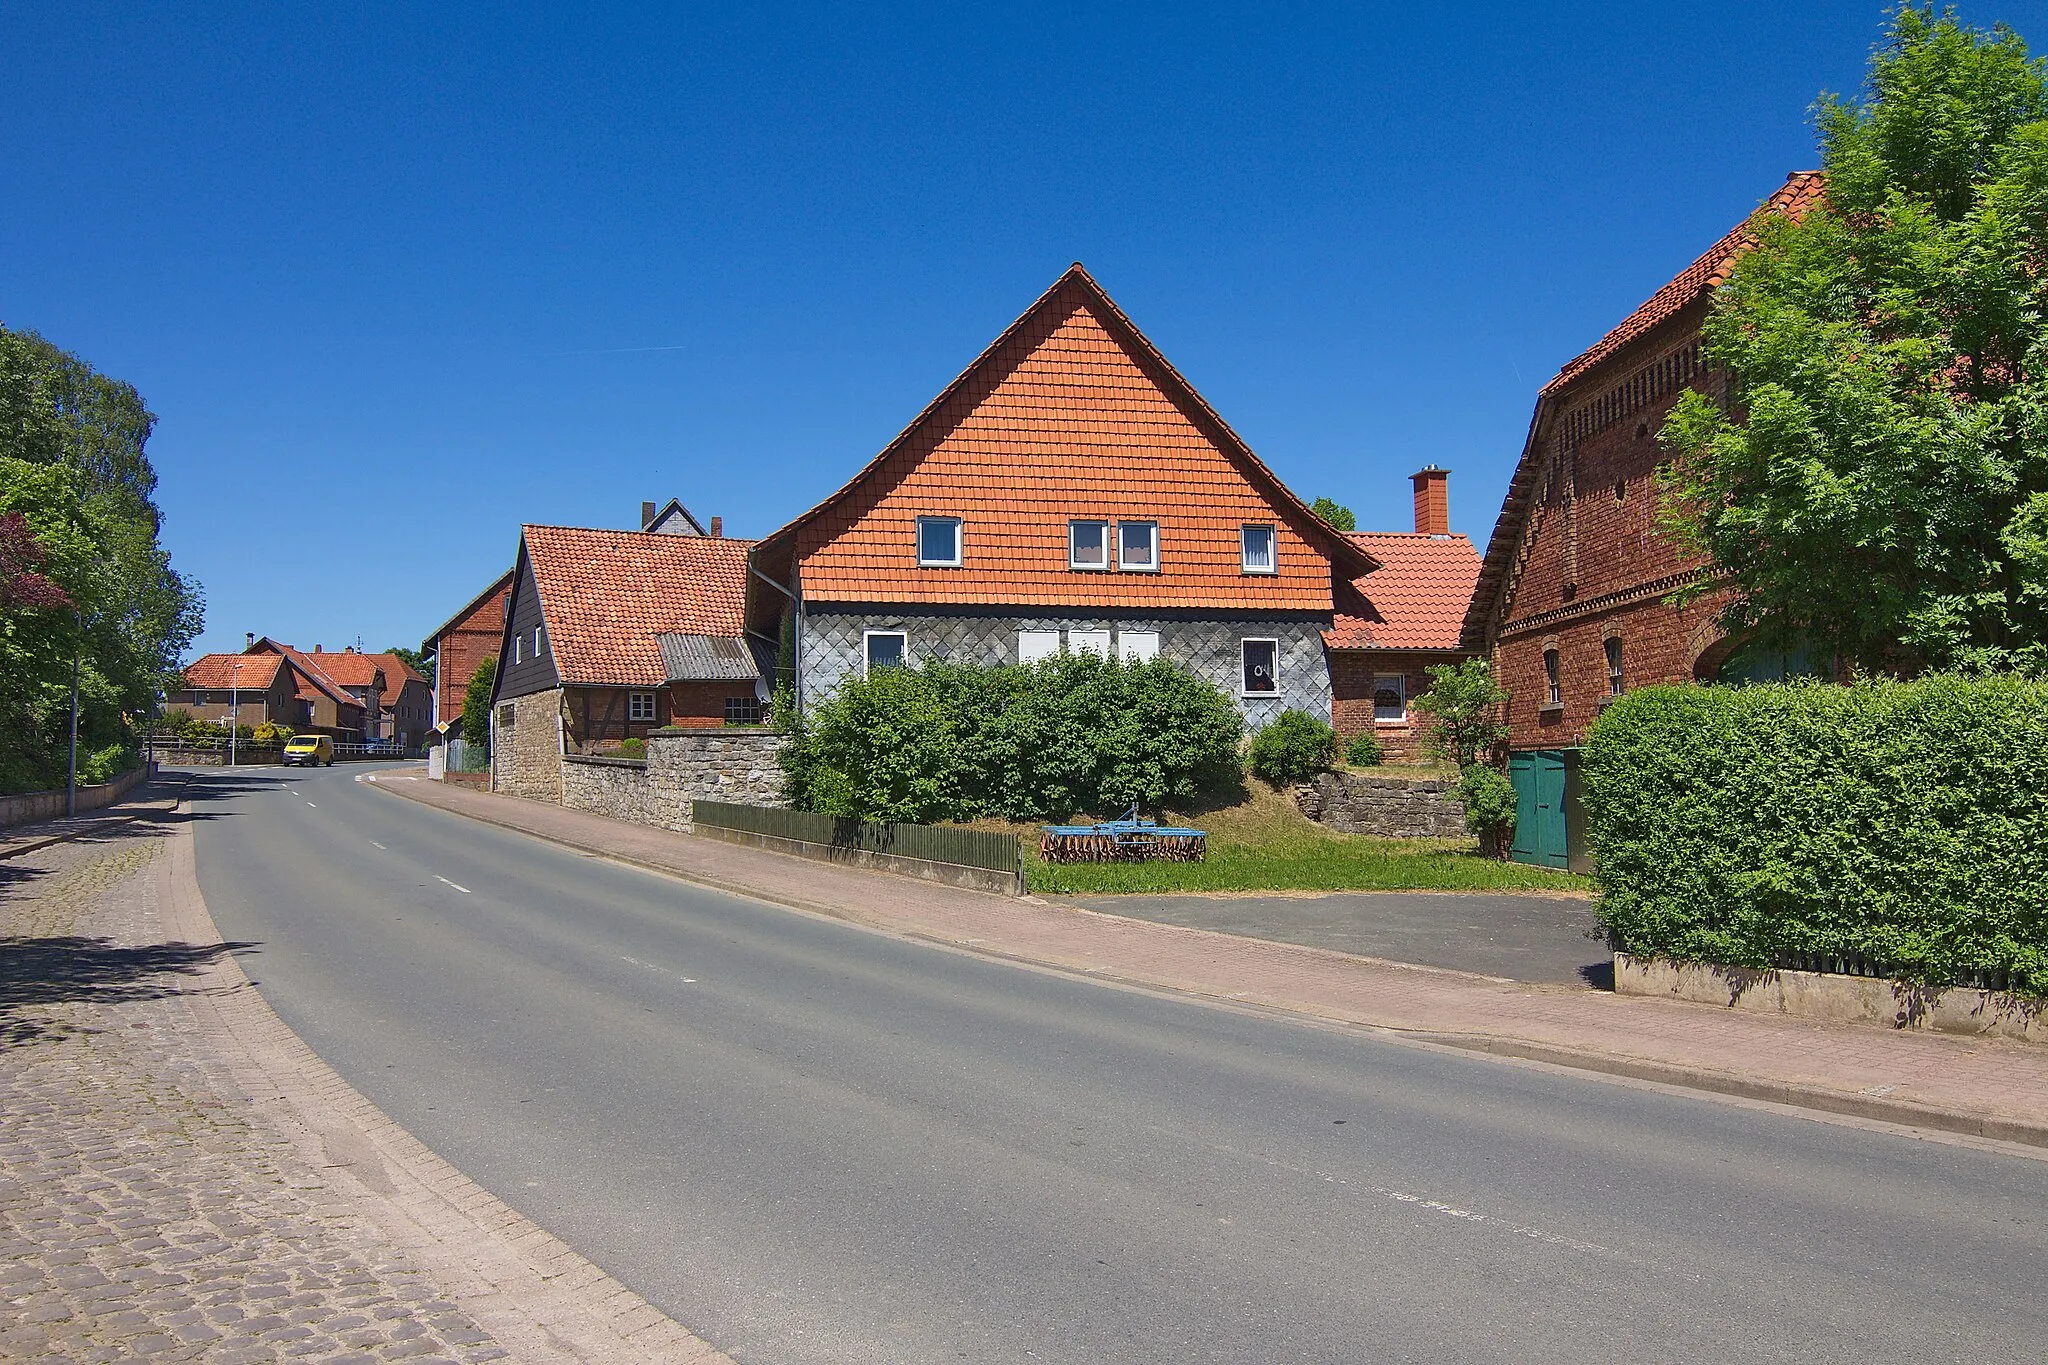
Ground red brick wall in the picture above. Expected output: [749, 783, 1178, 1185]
[1330, 651, 1465, 762]
[1493, 308, 1735, 749]
[666, 681, 758, 728]
[434, 583, 511, 726]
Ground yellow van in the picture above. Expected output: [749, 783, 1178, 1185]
[283, 734, 334, 767]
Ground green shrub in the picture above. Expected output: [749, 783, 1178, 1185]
[462, 657, 496, 753]
[781, 652, 1243, 823]
[617, 737, 646, 759]
[1454, 764, 1516, 857]
[1412, 658, 1508, 768]
[251, 720, 294, 746]
[1247, 710, 1338, 785]
[1344, 730, 1384, 766]
[1584, 675, 2048, 993]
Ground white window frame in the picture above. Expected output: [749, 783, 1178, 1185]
[1240, 637, 1280, 697]
[1241, 523, 1277, 574]
[1119, 630, 1160, 663]
[628, 691, 658, 722]
[916, 516, 963, 567]
[1069, 519, 1111, 571]
[1372, 674, 1407, 725]
[1068, 629, 1112, 657]
[513, 635, 522, 664]
[1117, 520, 1159, 572]
[534, 626, 543, 658]
[1017, 630, 1060, 665]
[1604, 637, 1625, 696]
[1543, 648, 1563, 708]
[863, 629, 908, 677]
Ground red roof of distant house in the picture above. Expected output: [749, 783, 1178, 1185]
[299, 649, 387, 690]
[523, 526, 755, 687]
[1543, 170, 1824, 395]
[241, 638, 364, 711]
[368, 652, 428, 691]
[1326, 532, 1481, 651]
[181, 654, 288, 690]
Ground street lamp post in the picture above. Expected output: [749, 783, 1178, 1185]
[66, 611, 80, 817]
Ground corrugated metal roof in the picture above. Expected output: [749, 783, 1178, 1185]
[657, 632, 767, 682]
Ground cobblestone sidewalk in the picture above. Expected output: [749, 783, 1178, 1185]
[0, 815, 728, 1364]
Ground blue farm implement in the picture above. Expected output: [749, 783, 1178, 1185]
[1040, 806, 1207, 863]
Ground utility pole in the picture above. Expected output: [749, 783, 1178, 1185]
[229, 658, 238, 768]
[66, 610, 80, 817]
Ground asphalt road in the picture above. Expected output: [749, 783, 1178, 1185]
[187, 764, 2048, 1364]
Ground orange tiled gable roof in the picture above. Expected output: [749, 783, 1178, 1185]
[368, 652, 428, 690]
[523, 525, 754, 687]
[758, 264, 1376, 611]
[245, 639, 372, 710]
[1543, 170, 1824, 395]
[1327, 532, 1482, 651]
[181, 653, 287, 690]
[301, 650, 387, 690]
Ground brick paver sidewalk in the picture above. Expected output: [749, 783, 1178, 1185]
[0, 781, 184, 861]
[374, 771, 2048, 1149]
[0, 801, 731, 1363]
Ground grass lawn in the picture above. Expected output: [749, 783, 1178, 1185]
[978, 782, 1591, 896]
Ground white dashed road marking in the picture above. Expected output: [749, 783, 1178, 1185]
[306, 802, 317, 808]
[435, 876, 471, 894]
[369, 841, 387, 850]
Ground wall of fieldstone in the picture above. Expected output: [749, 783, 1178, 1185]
[1294, 770, 1468, 839]
[559, 729, 787, 831]
[491, 688, 564, 801]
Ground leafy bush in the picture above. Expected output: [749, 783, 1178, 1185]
[1584, 676, 2048, 993]
[1247, 710, 1337, 785]
[1412, 658, 1508, 768]
[462, 656, 496, 753]
[1344, 730, 1383, 766]
[1453, 764, 1516, 857]
[251, 720, 294, 746]
[616, 737, 647, 759]
[782, 652, 1244, 823]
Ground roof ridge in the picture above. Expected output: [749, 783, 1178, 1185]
[522, 521, 757, 544]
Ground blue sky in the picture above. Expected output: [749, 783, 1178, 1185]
[8, 2, 2043, 662]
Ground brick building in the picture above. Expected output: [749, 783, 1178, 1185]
[1462, 170, 1824, 869]
[171, 652, 367, 737]
[489, 524, 765, 799]
[1325, 467, 1481, 759]
[746, 264, 1377, 729]
[421, 570, 513, 733]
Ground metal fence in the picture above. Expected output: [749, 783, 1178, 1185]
[445, 738, 488, 772]
[691, 801, 1022, 876]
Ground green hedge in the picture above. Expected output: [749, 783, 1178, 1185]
[1583, 676, 2048, 993]
[782, 653, 1244, 823]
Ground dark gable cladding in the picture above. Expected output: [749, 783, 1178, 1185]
[493, 542, 560, 701]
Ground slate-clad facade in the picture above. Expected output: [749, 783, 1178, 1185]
[750, 264, 1377, 728]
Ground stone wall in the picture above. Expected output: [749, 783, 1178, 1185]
[1294, 770, 1467, 839]
[491, 688, 564, 801]
[0, 762, 157, 828]
[802, 610, 1333, 728]
[560, 729, 787, 831]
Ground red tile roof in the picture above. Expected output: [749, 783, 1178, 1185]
[523, 526, 754, 687]
[755, 264, 1375, 611]
[1543, 171, 1824, 395]
[1326, 532, 1481, 651]
[299, 649, 387, 690]
[242, 639, 363, 711]
[180, 654, 287, 690]
[368, 652, 429, 692]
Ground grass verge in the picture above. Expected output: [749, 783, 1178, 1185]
[984, 782, 1589, 896]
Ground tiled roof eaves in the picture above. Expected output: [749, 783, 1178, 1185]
[755, 265, 1378, 582]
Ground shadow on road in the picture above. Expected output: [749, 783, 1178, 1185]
[0, 933, 261, 1048]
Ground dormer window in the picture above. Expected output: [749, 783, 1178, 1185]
[917, 517, 962, 567]
[1241, 524, 1276, 574]
[1069, 520, 1110, 570]
[1118, 521, 1159, 571]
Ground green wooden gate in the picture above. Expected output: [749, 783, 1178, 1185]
[1508, 750, 1570, 869]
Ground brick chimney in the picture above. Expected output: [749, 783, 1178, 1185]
[641, 501, 656, 530]
[1411, 466, 1450, 536]
[709, 516, 723, 538]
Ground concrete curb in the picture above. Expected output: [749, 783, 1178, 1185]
[369, 776, 2048, 1151]
[158, 793, 736, 1363]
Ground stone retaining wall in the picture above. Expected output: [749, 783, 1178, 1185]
[1293, 770, 1466, 839]
[560, 729, 787, 831]
[0, 762, 158, 828]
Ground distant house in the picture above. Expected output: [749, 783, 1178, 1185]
[171, 651, 366, 738]
[421, 568, 514, 734]
[364, 653, 433, 748]
[489, 523, 763, 800]
[1325, 468, 1481, 760]
[245, 640, 385, 743]
[1461, 170, 1825, 870]
[744, 264, 1377, 729]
